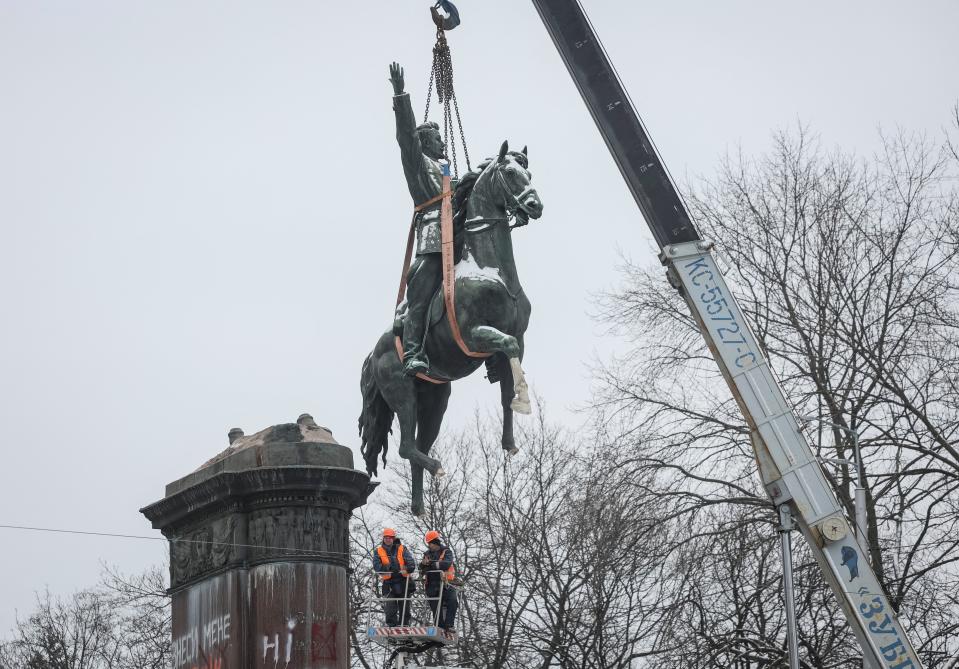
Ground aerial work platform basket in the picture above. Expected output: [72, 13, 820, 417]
[367, 624, 454, 647]
[363, 567, 464, 669]
[365, 569, 458, 648]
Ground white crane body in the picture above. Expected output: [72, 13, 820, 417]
[530, 1, 925, 665]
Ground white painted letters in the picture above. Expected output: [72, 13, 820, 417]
[173, 612, 231, 669]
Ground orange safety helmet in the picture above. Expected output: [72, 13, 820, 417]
[425, 530, 441, 544]
[383, 527, 397, 538]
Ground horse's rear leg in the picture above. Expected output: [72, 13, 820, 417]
[371, 332, 445, 515]
[411, 462, 425, 517]
[377, 362, 444, 477]
[395, 402, 443, 475]
[410, 382, 452, 517]
[395, 396, 444, 516]
[469, 326, 531, 415]
[495, 355, 519, 455]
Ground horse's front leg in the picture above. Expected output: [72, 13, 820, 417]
[508, 357, 530, 414]
[469, 326, 531, 415]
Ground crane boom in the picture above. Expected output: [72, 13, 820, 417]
[530, 1, 923, 666]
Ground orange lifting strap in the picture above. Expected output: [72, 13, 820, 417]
[394, 169, 491, 384]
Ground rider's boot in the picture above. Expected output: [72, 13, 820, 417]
[401, 254, 441, 376]
[401, 300, 430, 376]
[403, 312, 430, 376]
[404, 354, 429, 376]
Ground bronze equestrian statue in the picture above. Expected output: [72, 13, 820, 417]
[359, 62, 544, 515]
[388, 61, 446, 377]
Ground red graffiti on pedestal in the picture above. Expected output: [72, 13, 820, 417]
[311, 621, 337, 662]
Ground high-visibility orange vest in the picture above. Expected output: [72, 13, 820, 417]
[438, 549, 455, 582]
[376, 545, 409, 580]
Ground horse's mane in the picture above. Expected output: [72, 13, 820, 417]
[452, 170, 480, 229]
[451, 167, 482, 261]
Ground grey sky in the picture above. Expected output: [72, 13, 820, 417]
[1, 0, 956, 635]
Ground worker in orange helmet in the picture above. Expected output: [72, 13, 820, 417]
[372, 527, 417, 626]
[419, 530, 458, 639]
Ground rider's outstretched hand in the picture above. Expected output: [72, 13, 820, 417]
[389, 62, 405, 96]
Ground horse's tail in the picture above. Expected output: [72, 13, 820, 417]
[358, 352, 393, 477]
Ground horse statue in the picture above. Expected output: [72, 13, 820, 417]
[359, 140, 544, 515]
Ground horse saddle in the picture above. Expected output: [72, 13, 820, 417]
[427, 287, 447, 328]
[391, 286, 446, 336]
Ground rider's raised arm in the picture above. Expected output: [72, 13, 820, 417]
[392, 91, 426, 196]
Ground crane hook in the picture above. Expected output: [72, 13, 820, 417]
[431, 0, 460, 31]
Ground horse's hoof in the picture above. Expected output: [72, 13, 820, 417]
[507, 446, 519, 456]
[435, 467, 446, 478]
[510, 398, 532, 415]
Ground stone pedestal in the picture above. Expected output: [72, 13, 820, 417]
[141, 415, 375, 669]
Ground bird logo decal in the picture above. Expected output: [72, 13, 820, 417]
[840, 546, 859, 582]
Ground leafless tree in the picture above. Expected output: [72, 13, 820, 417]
[0, 566, 170, 669]
[0, 588, 121, 669]
[352, 404, 669, 669]
[100, 565, 170, 669]
[593, 118, 959, 666]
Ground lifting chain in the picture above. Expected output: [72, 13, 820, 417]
[423, 17, 470, 177]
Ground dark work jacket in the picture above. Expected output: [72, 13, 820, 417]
[421, 544, 455, 590]
[372, 540, 416, 593]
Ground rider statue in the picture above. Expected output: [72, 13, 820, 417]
[390, 61, 447, 377]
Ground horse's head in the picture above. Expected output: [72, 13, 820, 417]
[473, 140, 543, 226]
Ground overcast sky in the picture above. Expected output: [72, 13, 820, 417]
[1, 0, 957, 635]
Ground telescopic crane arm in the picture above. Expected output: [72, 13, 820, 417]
[530, 1, 923, 667]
